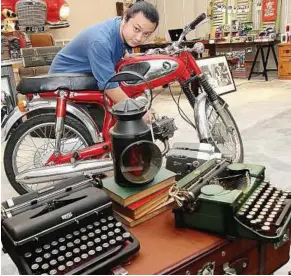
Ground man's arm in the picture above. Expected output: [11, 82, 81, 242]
[105, 86, 129, 103]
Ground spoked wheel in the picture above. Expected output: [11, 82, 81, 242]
[205, 97, 244, 163]
[4, 114, 94, 194]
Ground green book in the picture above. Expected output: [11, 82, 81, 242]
[102, 167, 176, 207]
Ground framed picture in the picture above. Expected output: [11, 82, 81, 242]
[1, 64, 17, 107]
[196, 56, 236, 96]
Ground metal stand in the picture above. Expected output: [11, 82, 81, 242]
[248, 42, 278, 81]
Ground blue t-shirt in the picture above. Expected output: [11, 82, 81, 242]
[49, 17, 129, 89]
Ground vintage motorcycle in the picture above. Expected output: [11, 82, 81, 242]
[2, 13, 244, 194]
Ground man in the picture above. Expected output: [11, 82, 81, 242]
[49, 1, 159, 104]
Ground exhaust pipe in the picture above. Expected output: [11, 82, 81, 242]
[15, 159, 114, 185]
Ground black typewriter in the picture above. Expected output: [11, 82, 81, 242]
[1, 176, 140, 275]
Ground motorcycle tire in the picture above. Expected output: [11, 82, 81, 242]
[205, 96, 244, 163]
[4, 114, 95, 195]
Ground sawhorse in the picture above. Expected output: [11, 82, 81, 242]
[248, 42, 278, 81]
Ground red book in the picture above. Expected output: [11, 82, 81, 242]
[128, 186, 170, 210]
[113, 186, 170, 219]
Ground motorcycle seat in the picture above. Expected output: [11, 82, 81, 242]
[17, 73, 100, 94]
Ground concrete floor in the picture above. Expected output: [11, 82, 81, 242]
[1, 77, 291, 274]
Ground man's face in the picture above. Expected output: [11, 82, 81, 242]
[121, 12, 157, 47]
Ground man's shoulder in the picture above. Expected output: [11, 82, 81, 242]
[86, 17, 121, 44]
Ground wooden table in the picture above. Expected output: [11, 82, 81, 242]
[123, 210, 290, 275]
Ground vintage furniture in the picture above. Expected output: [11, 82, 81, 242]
[128, 210, 290, 275]
[278, 43, 291, 80]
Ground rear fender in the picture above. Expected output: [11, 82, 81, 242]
[1, 98, 101, 143]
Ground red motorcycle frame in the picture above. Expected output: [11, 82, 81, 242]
[29, 52, 202, 166]
[3, 13, 243, 194]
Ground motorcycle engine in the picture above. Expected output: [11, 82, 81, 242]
[152, 116, 177, 141]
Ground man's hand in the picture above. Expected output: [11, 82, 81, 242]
[143, 110, 151, 124]
[105, 86, 129, 103]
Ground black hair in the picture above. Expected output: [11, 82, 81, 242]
[124, 1, 159, 28]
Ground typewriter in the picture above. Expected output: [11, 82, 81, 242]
[1, 176, 140, 275]
[170, 159, 291, 243]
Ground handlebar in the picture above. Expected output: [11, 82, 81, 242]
[165, 13, 207, 54]
[188, 13, 206, 30]
[141, 13, 207, 56]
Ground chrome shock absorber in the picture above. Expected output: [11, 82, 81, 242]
[198, 74, 233, 133]
[54, 90, 68, 156]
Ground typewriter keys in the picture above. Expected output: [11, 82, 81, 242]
[66, 234, 73, 240]
[66, 261, 74, 268]
[95, 229, 102, 235]
[88, 249, 95, 256]
[49, 259, 57, 267]
[81, 253, 89, 260]
[58, 238, 65, 243]
[35, 248, 43, 254]
[87, 224, 94, 230]
[35, 257, 43, 263]
[80, 244, 87, 251]
[43, 253, 51, 260]
[43, 244, 50, 251]
[109, 239, 117, 246]
[42, 263, 49, 271]
[93, 221, 100, 227]
[81, 235, 88, 242]
[108, 223, 115, 229]
[49, 269, 57, 275]
[73, 231, 80, 236]
[71, 248, 80, 256]
[51, 241, 58, 247]
[31, 263, 39, 272]
[65, 252, 73, 259]
[123, 232, 131, 239]
[74, 257, 81, 264]
[51, 249, 58, 256]
[15, 212, 139, 275]
[58, 265, 66, 272]
[80, 227, 86, 233]
[57, 256, 65, 262]
[74, 239, 81, 245]
[67, 242, 74, 249]
[24, 252, 32, 258]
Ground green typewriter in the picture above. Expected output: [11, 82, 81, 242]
[170, 159, 291, 243]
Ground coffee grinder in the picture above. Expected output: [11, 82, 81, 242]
[104, 72, 162, 186]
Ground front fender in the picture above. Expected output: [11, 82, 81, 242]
[1, 99, 101, 143]
[194, 94, 228, 141]
[194, 93, 209, 141]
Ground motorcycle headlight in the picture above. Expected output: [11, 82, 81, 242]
[193, 42, 205, 54]
[59, 4, 70, 20]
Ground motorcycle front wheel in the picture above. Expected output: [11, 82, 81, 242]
[4, 114, 94, 194]
[205, 96, 244, 163]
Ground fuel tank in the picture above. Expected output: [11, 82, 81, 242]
[117, 54, 187, 96]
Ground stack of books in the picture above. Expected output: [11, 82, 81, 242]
[102, 168, 176, 227]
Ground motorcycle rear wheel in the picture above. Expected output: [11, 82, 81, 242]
[205, 97, 244, 163]
[4, 114, 94, 194]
